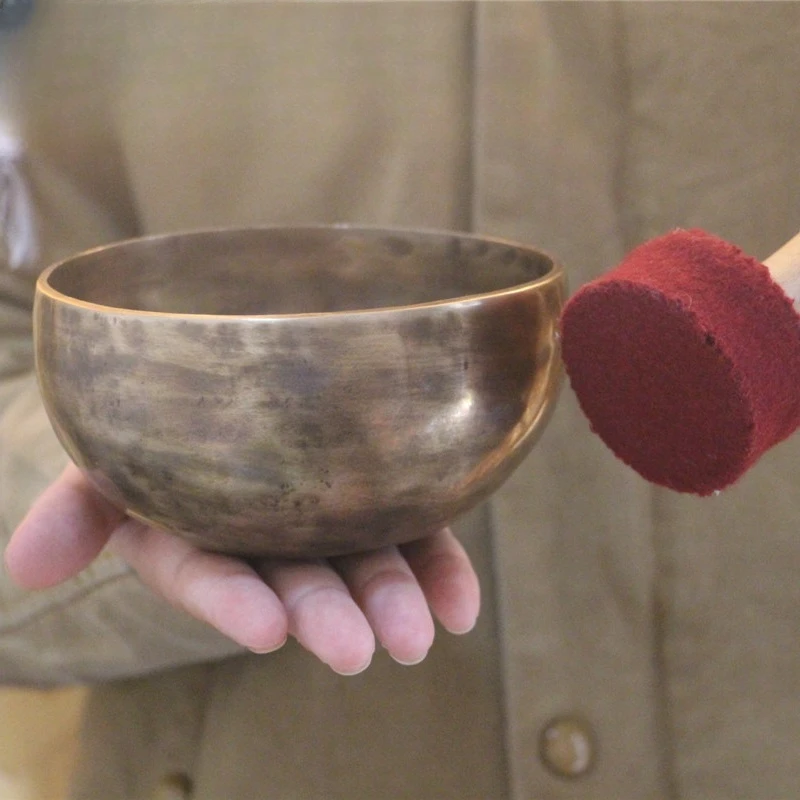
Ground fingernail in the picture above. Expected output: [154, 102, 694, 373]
[390, 649, 429, 667]
[331, 653, 373, 677]
[443, 618, 477, 636]
[248, 637, 287, 655]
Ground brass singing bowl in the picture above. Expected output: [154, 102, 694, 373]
[34, 226, 565, 557]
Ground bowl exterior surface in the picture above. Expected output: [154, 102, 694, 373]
[34, 232, 564, 557]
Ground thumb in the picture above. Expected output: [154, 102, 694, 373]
[4, 463, 126, 589]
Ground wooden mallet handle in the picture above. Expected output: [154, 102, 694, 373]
[764, 230, 800, 304]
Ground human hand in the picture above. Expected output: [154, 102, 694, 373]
[4, 464, 480, 675]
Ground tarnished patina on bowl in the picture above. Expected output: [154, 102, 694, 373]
[34, 226, 565, 557]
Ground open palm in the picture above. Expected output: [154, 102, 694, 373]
[4, 465, 480, 675]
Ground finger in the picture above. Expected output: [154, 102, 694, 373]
[4, 463, 125, 589]
[258, 559, 375, 676]
[110, 521, 288, 654]
[333, 546, 435, 666]
[400, 528, 480, 635]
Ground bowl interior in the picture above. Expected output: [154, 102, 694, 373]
[44, 227, 556, 316]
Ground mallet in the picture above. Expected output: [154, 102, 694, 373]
[560, 228, 800, 495]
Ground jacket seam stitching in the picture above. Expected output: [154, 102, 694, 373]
[0, 564, 132, 634]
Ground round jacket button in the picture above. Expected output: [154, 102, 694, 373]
[0, 0, 34, 29]
[539, 715, 595, 778]
[151, 772, 194, 800]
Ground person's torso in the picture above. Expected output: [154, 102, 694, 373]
[2, 3, 800, 799]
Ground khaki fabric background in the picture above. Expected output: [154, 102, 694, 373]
[1, 2, 799, 799]
[0, 688, 84, 799]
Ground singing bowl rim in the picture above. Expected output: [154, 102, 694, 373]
[35, 224, 565, 320]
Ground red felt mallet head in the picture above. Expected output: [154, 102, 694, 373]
[560, 228, 800, 495]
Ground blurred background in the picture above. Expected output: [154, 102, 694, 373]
[0, 688, 84, 799]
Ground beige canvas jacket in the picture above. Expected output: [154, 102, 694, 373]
[1, 3, 799, 799]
